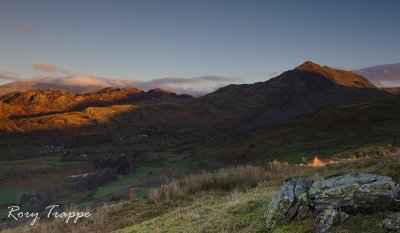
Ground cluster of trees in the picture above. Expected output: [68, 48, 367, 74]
[63, 152, 131, 192]
[16, 190, 56, 212]
[62, 152, 131, 176]
[69, 167, 118, 192]
[92, 155, 130, 175]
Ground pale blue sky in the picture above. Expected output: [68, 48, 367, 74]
[0, 0, 399, 87]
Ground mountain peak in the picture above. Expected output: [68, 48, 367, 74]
[290, 61, 376, 88]
[295, 61, 322, 71]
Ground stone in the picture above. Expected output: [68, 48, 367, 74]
[313, 206, 349, 233]
[265, 173, 400, 231]
[309, 173, 399, 212]
[295, 205, 311, 220]
[382, 213, 400, 231]
[265, 177, 314, 230]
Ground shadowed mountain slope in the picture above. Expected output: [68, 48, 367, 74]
[193, 61, 387, 131]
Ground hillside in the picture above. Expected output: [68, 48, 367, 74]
[0, 87, 191, 116]
[200, 95, 400, 166]
[0, 62, 389, 148]
[382, 87, 400, 95]
[192, 61, 387, 131]
[0, 87, 192, 132]
[0, 61, 392, 159]
[1, 62, 399, 229]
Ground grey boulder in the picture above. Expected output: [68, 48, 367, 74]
[313, 205, 349, 233]
[265, 173, 400, 232]
[309, 173, 399, 212]
[265, 177, 314, 230]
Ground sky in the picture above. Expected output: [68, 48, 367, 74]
[0, 0, 400, 93]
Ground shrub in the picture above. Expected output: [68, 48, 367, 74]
[16, 190, 56, 212]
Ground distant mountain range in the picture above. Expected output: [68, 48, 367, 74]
[0, 63, 399, 98]
[0, 61, 389, 134]
[0, 75, 209, 97]
[0, 76, 145, 96]
[354, 63, 400, 87]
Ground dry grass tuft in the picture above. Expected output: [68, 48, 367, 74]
[148, 163, 307, 203]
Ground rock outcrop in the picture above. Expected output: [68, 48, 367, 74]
[309, 173, 399, 212]
[314, 206, 348, 233]
[265, 173, 400, 232]
[265, 177, 313, 230]
[382, 213, 400, 231]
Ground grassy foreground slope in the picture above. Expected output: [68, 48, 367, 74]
[3, 147, 400, 233]
[117, 150, 400, 233]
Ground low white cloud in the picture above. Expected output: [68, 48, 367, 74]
[0, 69, 19, 85]
[149, 77, 199, 85]
[27, 74, 239, 96]
[380, 80, 400, 87]
[195, 75, 239, 82]
[145, 75, 238, 85]
[353, 63, 400, 87]
[140, 75, 239, 95]
[1, 66, 240, 96]
[31, 75, 141, 88]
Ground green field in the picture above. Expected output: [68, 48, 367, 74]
[0, 156, 89, 212]
[0, 156, 79, 172]
[0, 186, 29, 206]
[92, 166, 161, 200]
[163, 154, 194, 173]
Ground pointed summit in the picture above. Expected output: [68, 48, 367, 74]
[291, 61, 376, 88]
[295, 60, 322, 71]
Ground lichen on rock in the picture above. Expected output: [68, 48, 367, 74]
[265, 177, 314, 230]
[313, 205, 349, 233]
[309, 173, 399, 212]
[265, 173, 400, 232]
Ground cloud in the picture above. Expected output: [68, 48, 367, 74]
[147, 75, 238, 85]
[6, 73, 240, 97]
[0, 69, 19, 82]
[380, 80, 400, 87]
[195, 75, 239, 82]
[138, 75, 239, 96]
[0, 69, 19, 86]
[354, 63, 400, 88]
[156, 86, 211, 96]
[19, 23, 33, 30]
[143, 75, 239, 86]
[33, 64, 69, 74]
[32, 75, 141, 88]
[148, 77, 199, 85]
